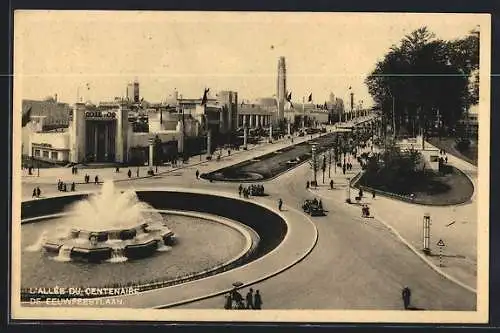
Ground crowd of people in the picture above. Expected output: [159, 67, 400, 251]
[238, 184, 265, 198]
[224, 288, 263, 310]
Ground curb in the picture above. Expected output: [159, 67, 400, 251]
[21, 137, 298, 187]
[20, 187, 320, 309]
[308, 186, 477, 294]
[370, 207, 477, 294]
[156, 204, 320, 309]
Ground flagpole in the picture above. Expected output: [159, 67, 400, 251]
[302, 96, 305, 129]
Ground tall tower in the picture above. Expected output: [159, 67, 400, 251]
[126, 79, 140, 103]
[277, 56, 286, 122]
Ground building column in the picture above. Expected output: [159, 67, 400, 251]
[104, 125, 109, 161]
[149, 140, 154, 167]
[250, 115, 254, 128]
[94, 125, 98, 161]
[207, 129, 212, 156]
[269, 123, 273, 141]
[243, 116, 248, 148]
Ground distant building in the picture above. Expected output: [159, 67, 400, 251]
[126, 80, 140, 103]
[456, 105, 478, 138]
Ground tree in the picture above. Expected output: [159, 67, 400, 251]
[365, 27, 478, 140]
[309, 151, 319, 185]
[153, 135, 163, 170]
[322, 155, 327, 183]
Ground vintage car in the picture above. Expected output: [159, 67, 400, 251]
[302, 199, 325, 216]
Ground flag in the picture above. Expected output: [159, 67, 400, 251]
[21, 106, 32, 127]
[308, 93, 312, 102]
[348, 86, 352, 90]
[201, 88, 210, 105]
[286, 92, 293, 108]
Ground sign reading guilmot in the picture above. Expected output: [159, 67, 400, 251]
[85, 110, 117, 120]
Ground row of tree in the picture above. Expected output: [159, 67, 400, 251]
[365, 26, 479, 139]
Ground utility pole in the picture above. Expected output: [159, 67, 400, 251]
[392, 94, 396, 140]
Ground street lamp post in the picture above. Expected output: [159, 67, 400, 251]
[346, 177, 351, 202]
[311, 144, 317, 185]
[423, 213, 431, 254]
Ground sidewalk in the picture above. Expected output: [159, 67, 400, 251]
[21, 131, 331, 199]
[308, 142, 478, 291]
[21, 117, 375, 188]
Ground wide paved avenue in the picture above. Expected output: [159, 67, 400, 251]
[20, 120, 476, 310]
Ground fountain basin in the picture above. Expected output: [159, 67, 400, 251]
[42, 221, 175, 262]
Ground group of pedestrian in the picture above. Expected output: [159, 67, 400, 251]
[57, 179, 76, 192]
[71, 166, 78, 175]
[24, 165, 35, 175]
[238, 184, 264, 198]
[439, 149, 449, 164]
[31, 186, 41, 198]
[361, 204, 370, 217]
[224, 288, 263, 310]
[83, 174, 100, 184]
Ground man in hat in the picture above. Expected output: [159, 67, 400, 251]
[246, 288, 254, 309]
[253, 290, 263, 310]
[402, 286, 411, 309]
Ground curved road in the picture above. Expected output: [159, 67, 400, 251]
[21, 149, 476, 310]
[176, 163, 476, 310]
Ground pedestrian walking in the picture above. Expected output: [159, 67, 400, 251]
[32, 188, 37, 198]
[372, 191, 376, 199]
[94, 175, 99, 184]
[228, 149, 231, 156]
[253, 290, 262, 310]
[196, 170, 200, 179]
[330, 179, 334, 190]
[445, 155, 448, 164]
[402, 286, 411, 310]
[128, 169, 132, 178]
[306, 181, 310, 189]
[115, 167, 120, 173]
[36, 187, 41, 198]
[136, 167, 140, 177]
[238, 184, 243, 197]
[278, 198, 283, 211]
[224, 294, 233, 310]
[71, 182, 76, 192]
[246, 288, 254, 309]
[74, 166, 78, 175]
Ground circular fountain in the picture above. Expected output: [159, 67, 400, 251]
[38, 182, 175, 263]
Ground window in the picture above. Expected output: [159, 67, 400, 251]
[43, 150, 49, 158]
[51, 152, 58, 160]
[34, 149, 40, 157]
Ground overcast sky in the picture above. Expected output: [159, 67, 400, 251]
[14, 11, 485, 107]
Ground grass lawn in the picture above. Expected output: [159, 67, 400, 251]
[358, 165, 474, 206]
[427, 137, 478, 166]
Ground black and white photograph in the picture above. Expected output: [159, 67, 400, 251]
[11, 11, 491, 323]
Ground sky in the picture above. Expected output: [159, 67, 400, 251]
[14, 11, 485, 108]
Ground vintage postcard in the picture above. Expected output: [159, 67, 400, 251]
[11, 11, 491, 323]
